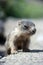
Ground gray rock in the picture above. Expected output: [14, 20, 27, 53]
[0, 52, 43, 65]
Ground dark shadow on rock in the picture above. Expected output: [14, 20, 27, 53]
[18, 49, 43, 52]
[28, 50, 43, 52]
[23, 49, 43, 52]
[0, 51, 5, 58]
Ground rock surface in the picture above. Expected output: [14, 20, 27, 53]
[0, 52, 43, 65]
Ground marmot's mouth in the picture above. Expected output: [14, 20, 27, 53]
[30, 29, 36, 35]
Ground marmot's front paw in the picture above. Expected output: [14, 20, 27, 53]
[11, 50, 18, 54]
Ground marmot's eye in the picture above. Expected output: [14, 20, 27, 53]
[24, 25, 28, 30]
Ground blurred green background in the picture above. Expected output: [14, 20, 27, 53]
[0, 0, 43, 18]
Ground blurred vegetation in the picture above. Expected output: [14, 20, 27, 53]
[0, 0, 43, 18]
[0, 7, 6, 20]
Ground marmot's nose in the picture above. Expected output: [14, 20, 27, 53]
[32, 28, 36, 34]
[24, 25, 28, 30]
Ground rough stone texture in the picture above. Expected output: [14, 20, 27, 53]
[0, 52, 43, 65]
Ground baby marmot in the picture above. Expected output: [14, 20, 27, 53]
[5, 20, 36, 55]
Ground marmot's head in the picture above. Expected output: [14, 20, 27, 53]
[18, 20, 36, 36]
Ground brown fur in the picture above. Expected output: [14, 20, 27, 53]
[5, 20, 36, 55]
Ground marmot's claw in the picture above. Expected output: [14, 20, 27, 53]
[11, 51, 18, 54]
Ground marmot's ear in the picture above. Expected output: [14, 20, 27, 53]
[17, 20, 22, 26]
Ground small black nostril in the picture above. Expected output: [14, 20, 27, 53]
[33, 30, 35, 33]
[32, 29, 36, 33]
[34, 29, 36, 32]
